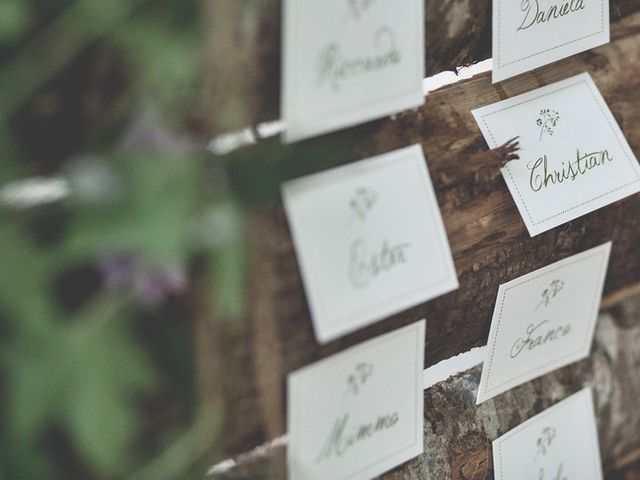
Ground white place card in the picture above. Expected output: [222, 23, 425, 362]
[288, 320, 425, 480]
[492, 0, 610, 82]
[493, 388, 603, 480]
[282, 0, 425, 143]
[473, 73, 640, 237]
[282, 145, 458, 344]
[477, 242, 611, 404]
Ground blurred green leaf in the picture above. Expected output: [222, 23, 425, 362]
[0, 226, 56, 332]
[2, 296, 158, 477]
[63, 154, 198, 264]
[214, 240, 247, 322]
[3, 327, 67, 445]
[0, 0, 148, 121]
[64, 298, 158, 476]
[0, 0, 31, 46]
[112, 15, 200, 116]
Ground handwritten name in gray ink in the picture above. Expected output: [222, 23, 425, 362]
[528, 149, 614, 192]
[349, 187, 378, 222]
[535, 279, 565, 311]
[346, 0, 376, 20]
[315, 26, 401, 92]
[535, 426, 557, 460]
[348, 239, 411, 289]
[346, 362, 374, 396]
[518, 0, 586, 31]
[315, 411, 399, 463]
[539, 463, 567, 480]
[510, 320, 571, 358]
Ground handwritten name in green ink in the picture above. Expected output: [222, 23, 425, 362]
[528, 149, 613, 192]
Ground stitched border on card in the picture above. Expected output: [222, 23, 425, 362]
[480, 78, 640, 227]
[289, 321, 424, 480]
[481, 246, 608, 397]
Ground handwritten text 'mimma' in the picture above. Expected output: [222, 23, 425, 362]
[315, 412, 399, 462]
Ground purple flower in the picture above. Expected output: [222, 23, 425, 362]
[100, 254, 187, 306]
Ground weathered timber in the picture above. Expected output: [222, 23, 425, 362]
[217, 11, 640, 457]
[207, 0, 640, 132]
[212, 295, 640, 479]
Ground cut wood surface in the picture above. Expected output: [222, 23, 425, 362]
[212, 295, 640, 479]
[208, 0, 640, 133]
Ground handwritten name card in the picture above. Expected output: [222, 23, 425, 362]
[473, 73, 640, 236]
[288, 320, 425, 480]
[492, 0, 610, 82]
[493, 388, 603, 479]
[282, 0, 424, 142]
[282, 145, 458, 344]
[477, 242, 611, 404]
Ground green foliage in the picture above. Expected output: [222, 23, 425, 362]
[0, 0, 31, 46]
[0, 0, 235, 477]
[0, 221, 160, 477]
[112, 17, 201, 117]
[3, 298, 158, 477]
[63, 154, 199, 264]
[63, 302, 157, 476]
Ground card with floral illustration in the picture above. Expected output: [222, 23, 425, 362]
[477, 242, 611, 404]
[282, 145, 458, 344]
[493, 388, 603, 480]
[288, 320, 425, 480]
[473, 73, 640, 237]
[282, 0, 424, 142]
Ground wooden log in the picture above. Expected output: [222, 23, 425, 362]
[210, 294, 640, 479]
[206, 0, 640, 132]
[217, 10, 640, 456]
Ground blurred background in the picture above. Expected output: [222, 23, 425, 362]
[0, 1, 248, 478]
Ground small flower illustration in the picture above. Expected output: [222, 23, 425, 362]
[535, 279, 565, 310]
[534, 426, 557, 460]
[347, 0, 375, 19]
[537, 108, 560, 140]
[349, 187, 378, 221]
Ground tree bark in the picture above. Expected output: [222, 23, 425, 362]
[203, 4, 640, 478]
[211, 295, 640, 479]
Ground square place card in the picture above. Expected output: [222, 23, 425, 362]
[493, 388, 603, 480]
[282, 144, 458, 344]
[492, 0, 610, 82]
[476, 242, 611, 404]
[282, 0, 424, 143]
[288, 320, 425, 480]
[473, 73, 640, 237]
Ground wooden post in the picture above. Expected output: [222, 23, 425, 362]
[202, 1, 640, 477]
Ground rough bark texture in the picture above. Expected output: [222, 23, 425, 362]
[204, 3, 640, 479]
[212, 295, 640, 479]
